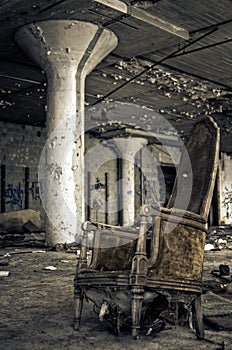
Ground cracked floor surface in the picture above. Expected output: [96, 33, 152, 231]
[0, 246, 231, 350]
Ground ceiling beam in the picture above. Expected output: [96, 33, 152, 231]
[95, 0, 189, 40]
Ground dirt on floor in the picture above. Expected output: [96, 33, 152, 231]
[0, 246, 232, 350]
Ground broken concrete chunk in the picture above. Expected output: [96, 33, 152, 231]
[0, 209, 41, 233]
[23, 220, 41, 233]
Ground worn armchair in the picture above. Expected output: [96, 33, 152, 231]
[74, 116, 220, 339]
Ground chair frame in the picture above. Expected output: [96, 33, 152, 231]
[74, 116, 220, 339]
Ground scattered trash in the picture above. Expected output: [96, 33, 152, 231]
[60, 260, 71, 263]
[207, 226, 232, 250]
[66, 247, 79, 254]
[2, 250, 46, 257]
[43, 266, 57, 271]
[145, 319, 166, 336]
[32, 250, 46, 254]
[215, 238, 228, 250]
[0, 271, 9, 277]
[205, 243, 215, 251]
[219, 264, 230, 276]
[211, 264, 231, 282]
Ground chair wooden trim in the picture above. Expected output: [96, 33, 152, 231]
[129, 116, 220, 338]
[74, 116, 220, 339]
[167, 116, 220, 220]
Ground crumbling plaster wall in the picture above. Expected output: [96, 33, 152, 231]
[1, 120, 223, 230]
[85, 134, 118, 225]
[86, 135, 181, 225]
[219, 152, 232, 224]
[0, 121, 46, 218]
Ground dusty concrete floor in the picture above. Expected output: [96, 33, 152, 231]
[0, 247, 231, 350]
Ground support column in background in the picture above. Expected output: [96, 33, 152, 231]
[15, 20, 117, 244]
[113, 138, 147, 227]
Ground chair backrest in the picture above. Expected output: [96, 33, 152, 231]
[167, 116, 220, 221]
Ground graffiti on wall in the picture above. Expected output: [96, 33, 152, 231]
[222, 185, 232, 221]
[29, 181, 40, 200]
[5, 182, 24, 209]
[4, 181, 40, 210]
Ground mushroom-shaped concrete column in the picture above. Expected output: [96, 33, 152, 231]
[15, 20, 117, 244]
[113, 138, 147, 227]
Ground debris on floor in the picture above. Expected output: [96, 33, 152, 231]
[23, 220, 41, 233]
[211, 264, 231, 280]
[43, 265, 57, 271]
[205, 243, 216, 251]
[0, 246, 231, 349]
[0, 209, 41, 233]
[207, 226, 232, 250]
[145, 319, 166, 336]
[0, 270, 9, 277]
[1, 249, 47, 257]
[203, 291, 232, 331]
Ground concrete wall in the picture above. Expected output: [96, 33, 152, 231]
[219, 152, 232, 224]
[85, 135, 118, 225]
[86, 136, 180, 225]
[2, 120, 227, 232]
[134, 143, 180, 218]
[0, 121, 46, 224]
[0, 121, 180, 228]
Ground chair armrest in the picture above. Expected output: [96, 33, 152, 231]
[82, 220, 138, 234]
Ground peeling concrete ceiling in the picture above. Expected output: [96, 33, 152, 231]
[0, 0, 231, 151]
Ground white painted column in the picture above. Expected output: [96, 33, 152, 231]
[219, 153, 232, 224]
[113, 138, 147, 227]
[140, 145, 160, 206]
[15, 20, 117, 244]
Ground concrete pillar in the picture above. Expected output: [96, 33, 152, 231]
[219, 153, 232, 225]
[15, 20, 117, 244]
[140, 146, 160, 206]
[113, 138, 147, 227]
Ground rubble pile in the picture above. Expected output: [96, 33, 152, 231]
[0, 221, 46, 248]
[206, 225, 232, 251]
[0, 209, 45, 247]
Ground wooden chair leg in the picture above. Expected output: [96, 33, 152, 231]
[131, 286, 144, 339]
[74, 288, 84, 330]
[192, 295, 205, 339]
